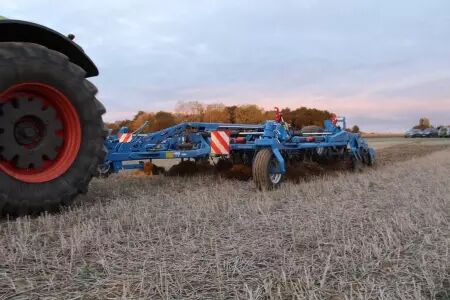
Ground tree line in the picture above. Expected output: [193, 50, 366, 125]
[106, 101, 360, 133]
[413, 118, 432, 129]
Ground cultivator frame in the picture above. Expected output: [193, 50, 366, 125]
[101, 115, 375, 189]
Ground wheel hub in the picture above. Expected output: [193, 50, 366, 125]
[0, 96, 63, 169]
[14, 116, 46, 146]
[269, 159, 282, 184]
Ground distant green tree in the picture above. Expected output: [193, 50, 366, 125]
[204, 103, 229, 123]
[129, 112, 154, 132]
[285, 107, 332, 129]
[235, 105, 265, 124]
[225, 106, 237, 123]
[106, 103, 334, 133]
[351, 125, 360, 133]
[175, 101, 205, 121]
[152, 111, 176, 131]
[413, 117, 432, 129]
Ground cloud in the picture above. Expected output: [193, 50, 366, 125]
[375, 77, 450, 100]
[4, 0, 450, 131]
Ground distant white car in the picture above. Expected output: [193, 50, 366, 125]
[404, 128, 423, 138]
[438, 126, 450, 138]
[421, 128, 438, 138]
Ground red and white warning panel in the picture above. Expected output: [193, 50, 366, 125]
[210, 131, 230, 155]
[118, 133, 133, 143]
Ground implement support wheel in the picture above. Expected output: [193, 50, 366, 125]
[253, 148, 283, 190]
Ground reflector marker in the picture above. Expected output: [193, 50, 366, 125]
[211, 131, 230, 155]
[118, 133, 133, 143]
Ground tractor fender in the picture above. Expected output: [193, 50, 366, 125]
[0, 19, 98, 77]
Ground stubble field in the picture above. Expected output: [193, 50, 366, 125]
[0, 138, 449, 299]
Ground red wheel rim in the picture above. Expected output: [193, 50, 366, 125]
[0, 83, 81, 183]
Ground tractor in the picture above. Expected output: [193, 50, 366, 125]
[0, 19, 106, 215]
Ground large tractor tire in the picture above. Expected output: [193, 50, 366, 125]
[252, 148, 283, 190]
[0, 42, 106, 215]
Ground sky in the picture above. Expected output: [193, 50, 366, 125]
[3, 0, 450, 132]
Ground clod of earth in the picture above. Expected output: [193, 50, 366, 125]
[224, 164, 253, 181]
[167, 160, 215, 177]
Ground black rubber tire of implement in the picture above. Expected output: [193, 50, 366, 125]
[0, 42, 107, 216]
[252, 148, 282, 191]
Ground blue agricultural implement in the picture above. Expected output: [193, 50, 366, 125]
[100, 111, 375, 190]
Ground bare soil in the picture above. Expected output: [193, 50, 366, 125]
[135, 143, 450, 183]
[376, 143, 450, 166]
[0, 144, 449, 299]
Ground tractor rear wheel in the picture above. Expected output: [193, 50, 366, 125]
[253, 148, 283, 190]
[0, 42, 106, 215]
